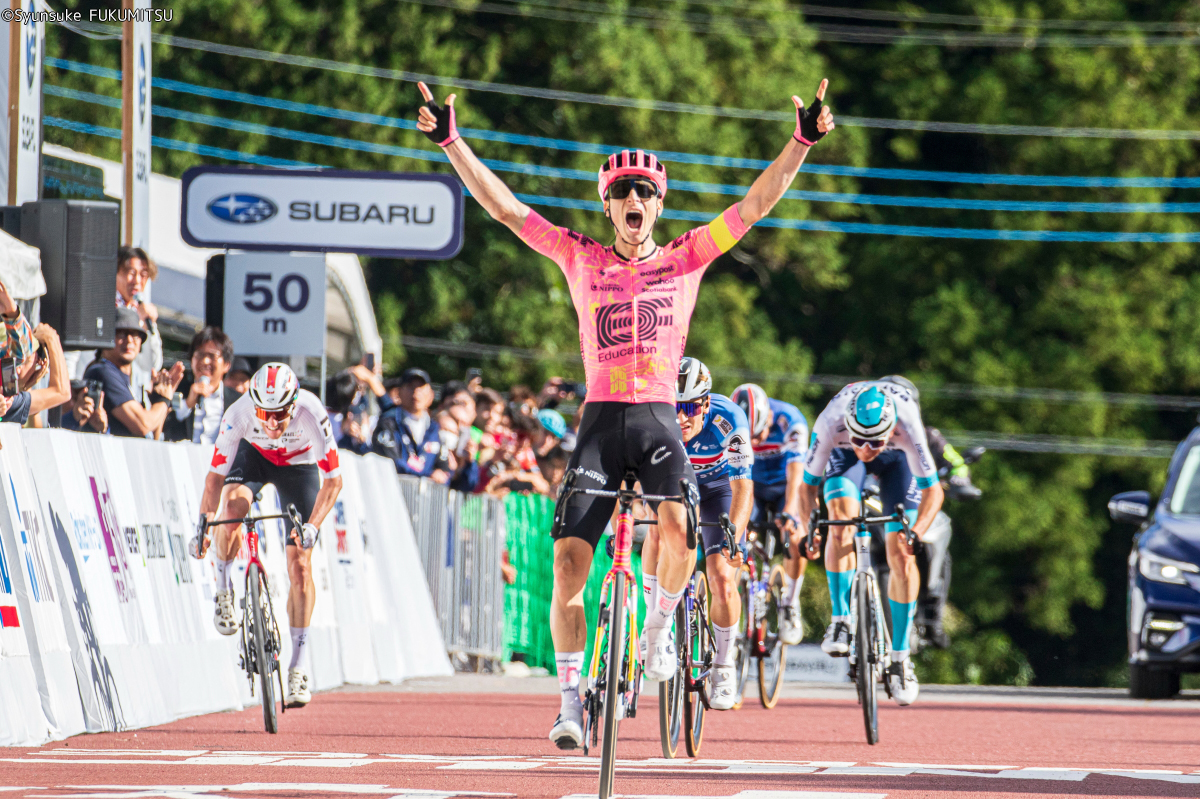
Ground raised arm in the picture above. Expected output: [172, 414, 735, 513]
[736, 80, 835, 228]
[416, 82, 531, 235]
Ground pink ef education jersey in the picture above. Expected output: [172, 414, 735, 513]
[209, 389, 342, 479]
[519, 204, 749, 404]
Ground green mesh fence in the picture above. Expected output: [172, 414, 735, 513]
[502, 493, 647, 674]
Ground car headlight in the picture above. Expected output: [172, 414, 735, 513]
[1138, 551, 1200, 585]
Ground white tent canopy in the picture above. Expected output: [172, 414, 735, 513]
[0, 228, 43, 300]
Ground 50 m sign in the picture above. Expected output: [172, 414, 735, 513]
[224, 253, 325, 357]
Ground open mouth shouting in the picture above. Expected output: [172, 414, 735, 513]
[625, 209, 645, 235]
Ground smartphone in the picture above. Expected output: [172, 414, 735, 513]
[363, 353, 375, 371]
[1, 356, 16, 397]
[506, 479, 535, 492]
[85, 379, 105, 398]
[465, 367, 482, 382]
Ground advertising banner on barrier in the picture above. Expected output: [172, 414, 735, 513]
[120, 438, 246, 718]
[324, 457, 379, 685]
[362, 456, 452, 677]
[0, 424, 85, 741]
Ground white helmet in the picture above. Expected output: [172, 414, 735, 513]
[845, 383, 897, 441]
[249, 362, 300, 412]
[731, 383, 771, 437]
[677, 357, 712, 402]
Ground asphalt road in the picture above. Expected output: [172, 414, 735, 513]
[3, 676, 1199, 799]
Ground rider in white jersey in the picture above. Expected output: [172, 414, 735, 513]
[797, 380, 943, 706]
[190, 363, 343, 707]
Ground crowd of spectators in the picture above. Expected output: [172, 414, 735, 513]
[325, 363, 584, 500]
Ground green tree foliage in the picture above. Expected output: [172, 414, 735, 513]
[40, 0, 1200, 686]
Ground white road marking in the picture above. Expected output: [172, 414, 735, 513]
[37, 785, 510, 799]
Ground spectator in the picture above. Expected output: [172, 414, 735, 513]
[537, 376, 585, 409]
[539, 445, 570, 495]
[224, 357, 254, 394]
[78, 308, 183, 437]
[480, 407, 549, 497]
[0, 276, 36, 373]
[533, 408, 566, 458]
[163, 327, 238, 445]
[3, 323, 70, 425]
[471, 388, 506, 466]
[115, 246, 163, 376]
[331, 364, 383, 455]
[509, 384, 538, 417]
[371, 367, 446, 481]
[436, 380, 479, 491]
[62, 379, 107, 433]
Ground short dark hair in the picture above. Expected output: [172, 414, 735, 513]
[327, 369, 360, 415]
[474, 387, 504, 412]
[188, 326, 233, 364]
[117, 245, 156, 279]
[440, 379, 469, 404]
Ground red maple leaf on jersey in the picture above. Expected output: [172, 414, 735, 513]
[211, 451, 228, 468]
[252, 443, 312, 466]
[318, 447, 340, 474]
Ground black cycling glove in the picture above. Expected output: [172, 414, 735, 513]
[793, 96, 827, 146]
[421, 96, 460, 147]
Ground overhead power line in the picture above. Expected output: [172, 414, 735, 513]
[941, 432, 1176, 458]
[48, 23, 1200, 140]
[792, 3, 1200, 33]
[404, 0, 1200, 48]
[47, 82, 1200, 216]
[48, 56, 1200, 184]
[44, 94, 1200, 242]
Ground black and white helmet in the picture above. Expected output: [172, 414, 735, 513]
[731, 383, 771, 437]
[676, 357, 712, 402]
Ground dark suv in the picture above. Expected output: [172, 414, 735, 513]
[1109, 427, 1200, 698]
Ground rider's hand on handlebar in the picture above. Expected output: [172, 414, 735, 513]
[188, 512, 209, 560]
[296, 522, 319, 550]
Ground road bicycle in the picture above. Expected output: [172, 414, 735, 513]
[551, 470, 697, 799]
[807, 503, 915, 745]
[734, 511, 790, 710]
[200, 503, 303, 734]
[656, 514, 737, 758]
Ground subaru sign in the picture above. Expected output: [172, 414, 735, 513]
[181, 166, 464, 259]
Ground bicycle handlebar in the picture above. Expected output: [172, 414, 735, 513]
[201, 505, 305, 544]
[807, 503, 917, 547]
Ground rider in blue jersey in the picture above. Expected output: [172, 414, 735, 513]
[731, 384, 809, 646]
[642, 357, 754, 710]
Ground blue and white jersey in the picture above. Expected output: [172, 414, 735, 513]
[802, 380, 938, 490]
[750, 399, 808, 487]
[685, 393, 754, 486]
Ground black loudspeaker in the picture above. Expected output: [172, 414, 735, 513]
[21, 200, 119, 349]
[205, 253, 224, 328]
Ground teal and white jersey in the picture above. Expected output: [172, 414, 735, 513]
[802, 380, 937, 490]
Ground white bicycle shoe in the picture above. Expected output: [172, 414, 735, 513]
[213, 589, 239, 636]
[779, 605, 804, 645]
[708, 665, 738, 710]
[549, 710, 584, 750]
[286, 667, 312, 708]
[887, 658, 920, 706]
[643, 628, 677, 681]
[821, 621, 851, 656]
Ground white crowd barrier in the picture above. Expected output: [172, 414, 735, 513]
[0, 425, 451, 746]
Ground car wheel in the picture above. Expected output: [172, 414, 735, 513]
[1129, 663, 1180, 699]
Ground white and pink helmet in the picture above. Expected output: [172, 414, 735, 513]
[597, 149, 668, 200]
[249, 362, 300, 413]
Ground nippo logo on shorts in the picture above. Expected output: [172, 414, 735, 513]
[595, 298, 673, 349]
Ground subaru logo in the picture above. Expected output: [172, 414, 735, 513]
[207, 193, 278, 224]
[25, 1, 36, 89]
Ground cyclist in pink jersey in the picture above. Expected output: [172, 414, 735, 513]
[417, 80, 834, 749]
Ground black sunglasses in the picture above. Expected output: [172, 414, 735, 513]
[607, 178, 659, 200]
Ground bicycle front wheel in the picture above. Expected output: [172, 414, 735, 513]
[248, 564, 278, 734]
[731, 568, 752, 710]
[598, 571, 627, 799]
[658, 605, 684, 758]
[758, 564, 788, 708]
[683, 570, 711, 757]
[855, 574, 879, 745]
